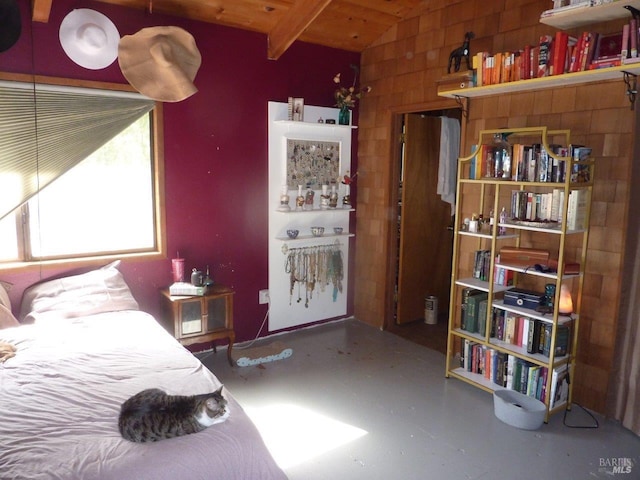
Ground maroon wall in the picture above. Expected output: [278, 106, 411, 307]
[0, 0, 360, 344]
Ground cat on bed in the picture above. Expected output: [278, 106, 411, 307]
[118, 386, 229, 442]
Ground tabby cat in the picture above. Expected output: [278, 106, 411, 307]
[118, 386, 229, 443]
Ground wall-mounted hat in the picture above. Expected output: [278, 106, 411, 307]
[118, 26, 202, 103]
[0, 0, 21, 53]
[59, 9, 120, 70]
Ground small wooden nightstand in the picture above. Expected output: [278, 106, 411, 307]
[160, 285, 235, 365]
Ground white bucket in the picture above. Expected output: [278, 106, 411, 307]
[424, 296, 438, 324]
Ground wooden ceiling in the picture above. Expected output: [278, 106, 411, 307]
[31, 0, 422, 59]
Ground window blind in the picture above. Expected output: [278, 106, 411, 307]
[0, 81, 155, 221]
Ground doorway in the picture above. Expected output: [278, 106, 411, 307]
[387, 108, 461, 354]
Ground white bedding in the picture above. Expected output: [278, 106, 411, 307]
[0, 311, 287, 480]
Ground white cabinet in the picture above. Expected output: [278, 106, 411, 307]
[267, 102, 355, 331]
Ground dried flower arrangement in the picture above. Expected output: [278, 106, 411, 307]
[333, 64, 371, 109]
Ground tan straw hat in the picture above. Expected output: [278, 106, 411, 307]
[118, 26, 202, 102]
[59, 9, 120, 70]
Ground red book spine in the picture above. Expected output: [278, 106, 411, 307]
[538, 35, 553, 77]
[569, 34, 584, 72]
[552, 32, 568, 75]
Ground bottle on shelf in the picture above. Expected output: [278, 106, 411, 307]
[499, 207, 507, 235]
[320, 184, 330, 210]
[492, 132, 512, 179]
[329, 184, 338, 209]
[296, 185, 304, 210]
[277, 185, 291, 211]
[304, 187, 315, 210]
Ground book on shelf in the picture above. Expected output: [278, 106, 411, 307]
[550, 363, 570, 409]
[477, 299, 489, 336]
[472, 249, 491, 281]
[460, 287, 482, 331]
[491, 307, 506, 340]
[465, 290, 488, 334]
[542, 1, 593, 18]
[567, 189, 589, 230]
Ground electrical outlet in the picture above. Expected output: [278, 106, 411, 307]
[259, 289, 270, 304]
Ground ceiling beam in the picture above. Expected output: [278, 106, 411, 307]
[267, 0, 333, 60]
[31, 0, 52, 22]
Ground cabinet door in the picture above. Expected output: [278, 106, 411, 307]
[206, 295, 228, 331]
[180, 299, 204, 335]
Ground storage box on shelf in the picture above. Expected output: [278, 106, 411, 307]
[445, 126, 593, 423]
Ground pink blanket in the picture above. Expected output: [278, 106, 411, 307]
[0, 311, 286, 480]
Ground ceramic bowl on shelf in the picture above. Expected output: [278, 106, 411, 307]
[286, 229, 299, 239]
[333, 227, 343, 235]
[310, 226, 324, 237]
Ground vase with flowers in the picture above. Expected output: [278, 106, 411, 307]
[333, 64, 371, 125]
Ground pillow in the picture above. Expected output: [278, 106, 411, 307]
[0, 280, 12, 311]
[20, 260, 139, 323]
[0, 304, 19, 329]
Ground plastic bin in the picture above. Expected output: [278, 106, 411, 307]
[493, 389, 546, 430]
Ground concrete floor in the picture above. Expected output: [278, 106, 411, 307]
[198, 318, 639, 480]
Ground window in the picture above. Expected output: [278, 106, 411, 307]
[0, 76, 165, 266]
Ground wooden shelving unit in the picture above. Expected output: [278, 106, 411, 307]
[445, 126, 593, 422]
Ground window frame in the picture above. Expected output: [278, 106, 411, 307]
[0, 72, 166, 273]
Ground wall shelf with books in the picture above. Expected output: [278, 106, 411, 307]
[445, 126, 592, 423]
[437, 63, 640, 99]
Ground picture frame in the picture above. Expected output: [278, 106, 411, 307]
[286, 138, 340, 188]
[292, 97, 304, 121]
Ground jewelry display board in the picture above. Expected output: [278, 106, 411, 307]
[267, 101, 354, 331]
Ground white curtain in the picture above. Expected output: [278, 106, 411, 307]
[606, 108, 640, 436]
[437, 116, 459, 214]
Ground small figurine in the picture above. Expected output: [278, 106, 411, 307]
[448, 31, 474, 73]
[341, 170, 358, 207]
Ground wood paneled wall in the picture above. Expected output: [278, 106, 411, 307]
[354, 0, 634, 413]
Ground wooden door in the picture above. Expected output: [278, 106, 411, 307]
[396, 114, 454, 324]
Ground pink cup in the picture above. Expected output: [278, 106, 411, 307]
[171, 258, 185, 283]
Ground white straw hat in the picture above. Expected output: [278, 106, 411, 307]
[59, 9, 120, 70]
[118, 26, 202, 103]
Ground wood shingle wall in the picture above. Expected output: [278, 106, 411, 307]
[354, 0, 635, 413]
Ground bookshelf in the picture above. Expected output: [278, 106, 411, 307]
[439, 1, 640, 106]
[437, 63, 640, 99]
[445, 126, 593, 422]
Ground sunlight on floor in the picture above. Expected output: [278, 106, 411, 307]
[245, 403, 368, 469]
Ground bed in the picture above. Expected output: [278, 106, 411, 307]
[0, 262, 287, 480]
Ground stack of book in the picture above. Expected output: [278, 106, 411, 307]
[469, 142, 591, 184]
[457, 10, 635, 90]
[509, 188, 588, 230]
[491, 310, 571, 358]
[459, 338, 571, 407]
[460, 287, 488, 334]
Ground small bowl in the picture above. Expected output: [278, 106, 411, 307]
[286, 229, 299, 239]
[333, 227, 343, 235]
[310, 226, 325, 237]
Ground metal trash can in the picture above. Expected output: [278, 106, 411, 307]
[424, 296, 438, 325]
